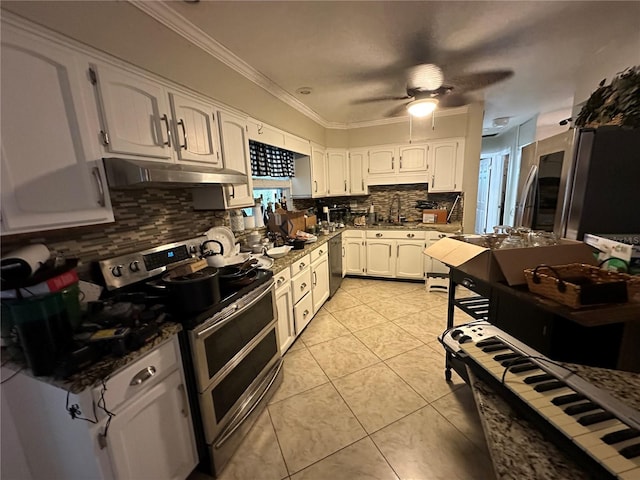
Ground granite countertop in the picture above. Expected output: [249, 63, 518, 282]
[468, 364, 640, 479]
[2, 322, 182, 394]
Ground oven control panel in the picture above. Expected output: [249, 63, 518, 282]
[99, 236, 208, 290]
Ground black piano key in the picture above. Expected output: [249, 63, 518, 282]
[533, 380, 566, 392]
[620, 443, 640, 459]
[524, 373, 555, 385]
[509, 363, 539, 373]
[482, 344, 511, 353]
[458, 335, 472, 344]
[494, 352, 521, 362]
[578, 411, 615, 426]
[476, 338, 501, 348]
[602, 428, 640, 445]
[552, 392, 586, 406]
[564, 402, 600, 416]
[503, 358, 532, 368]
[451, 329, 464, 340]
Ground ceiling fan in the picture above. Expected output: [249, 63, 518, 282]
[357, 63, 513, 117]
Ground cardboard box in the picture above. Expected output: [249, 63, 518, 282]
[423, 236, 597, 286]
[422, 209, 447, 224]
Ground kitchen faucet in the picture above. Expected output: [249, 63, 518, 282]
[389, 194, 401, 223]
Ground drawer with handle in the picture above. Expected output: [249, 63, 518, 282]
[310, 245, 327, 263]
[92, 337, 179, 414]
[291, 268, 312, 304]
[290, 254, 311, 276]
[273, 268, 291, 289]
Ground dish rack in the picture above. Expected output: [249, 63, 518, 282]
[524, 263, 640, 308]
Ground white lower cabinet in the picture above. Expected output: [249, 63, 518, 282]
[293, 292, 314, 334]
[310, 248, 330, 313]
[344, 230, 431, 280]
[343, 231, 366, 275]
[107, 368, 197, 480]
[395, 239, 427, 279]
[291, 254, 314, 335]
[274, 269, 295, 353]
[365, 238, 396, 277]
[1, 336, 197, 480]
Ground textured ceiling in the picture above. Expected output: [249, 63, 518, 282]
[157, 1, 639, 134]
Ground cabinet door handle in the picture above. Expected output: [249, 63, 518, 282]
[431, 175, 435, 188]
[230, 184, 235, 198]
[299, 262, 306, 269]
[342, 246, 345, 257]
[303, 309, 309, 318]
[397, 245, 399, 257]
[407, 233, 415, 238]
[391, 156, 394, 169]
[361, 179, 364, 190]
[388, 245, 392, 258]
[314, 180, 318, 193]
[178, 383, 189, 418]
[177, 118, 188, 150]
[399, 155, 403, 168]
[438, 234, 447, 238]
[276, 276, 286, 287]
[344, 180, 347, 192]
[376, 233, 383, 238]
[313, 271, 317, 286]
[300, 282, 307, 290]
[130, 366, 156, 386]
[161, 114, 172, 147]
[92, 167, 106, 207]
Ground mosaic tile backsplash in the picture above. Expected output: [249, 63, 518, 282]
[293, 184, 464, 224]
[1, 188, 228, 278]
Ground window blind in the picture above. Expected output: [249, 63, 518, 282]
[249, 141, 295, 177]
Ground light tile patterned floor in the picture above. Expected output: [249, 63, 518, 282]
[193, 278, 495, 480]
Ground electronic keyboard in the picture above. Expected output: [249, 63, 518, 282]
[441, 322, 640, 480]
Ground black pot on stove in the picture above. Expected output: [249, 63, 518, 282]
[160, 266, 221, 314]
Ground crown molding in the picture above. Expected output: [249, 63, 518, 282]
[129, 1, 470, 132]
[129, 1, 330, 127]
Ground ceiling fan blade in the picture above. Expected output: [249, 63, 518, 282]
[351, 95, 411, 105]
[447, 70, 514, 93]
[438, 92, 472, 108]
[386, 103, 410, 118]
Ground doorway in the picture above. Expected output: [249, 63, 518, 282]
[475, 152, 509, 234]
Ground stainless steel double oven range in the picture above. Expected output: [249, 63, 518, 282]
[99, 237, 283, 477]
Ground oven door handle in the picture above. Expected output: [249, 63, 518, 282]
[214, 359, 283, 449]
[195, 281, 273, 339]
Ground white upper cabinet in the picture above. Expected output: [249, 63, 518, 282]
[169, 92, 221, 166]
[0, 23, 114, 235]
[326, 149, 348, 197]
[310, 145, 327, 198]
[429, 139, 464, 192]
[367, 146, 396, 175]
[348, 149, 368, 195]
[92, 63, 173, 160]
[217, 110, 254, 208]
[398, 144, 428, 173]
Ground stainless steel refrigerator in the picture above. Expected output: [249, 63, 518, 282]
[515, 126, 640, 240]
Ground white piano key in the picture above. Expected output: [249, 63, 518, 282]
[619, 466, 640, 479]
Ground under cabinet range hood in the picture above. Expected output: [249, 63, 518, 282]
[102, 158, 248, 188]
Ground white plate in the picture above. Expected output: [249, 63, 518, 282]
[250, 254, 274, 270]
[205, 226, 236, 258]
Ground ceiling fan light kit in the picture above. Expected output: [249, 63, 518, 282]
[407, 98, 439, 117]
